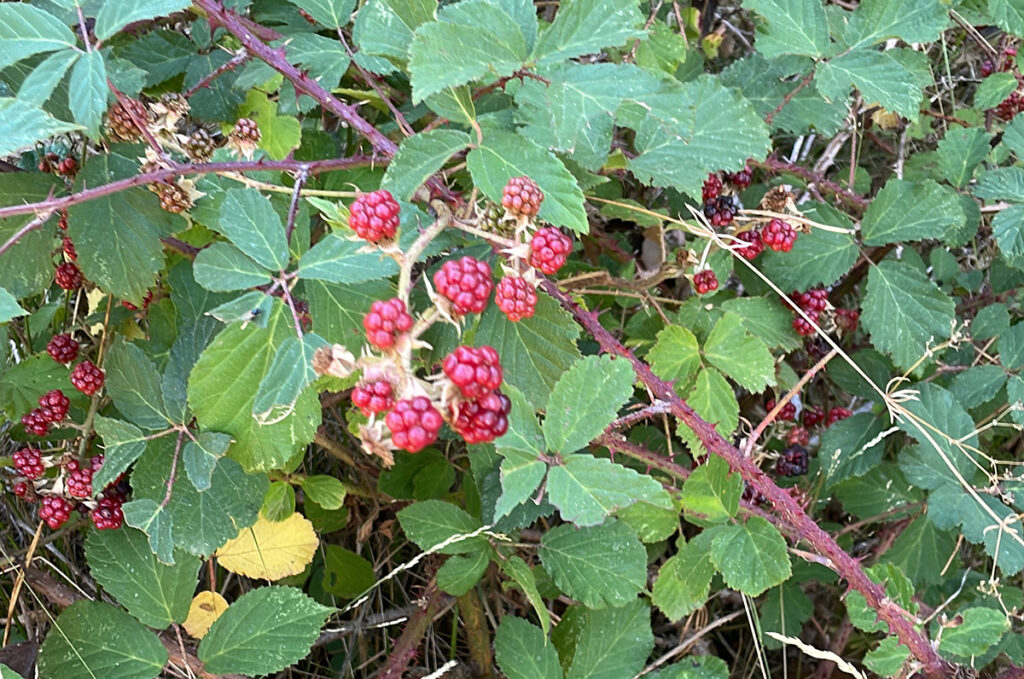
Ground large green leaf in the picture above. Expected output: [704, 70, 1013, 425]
[37, 600, 167, 679]
[85, 527, 200, 629]
[542, 355, 635, 455]
[382, 129, 473, 201]
[95, 0, 194, 41]
[973, 167, 1024, 202]
[710, 516, 792, 596]
[193, 243, 273, 292]
[187, 303, 321, 471]
[514, 63, 658, 170]
[652, 531, 716, 622]
[861, 179, 965, 245]
[539, 519, 646, 608]
[104, 340, 171, 430]
[285, 0, 356, 29]
[819, 413, 887, 489]
[476, 292, 581, 409]
[18, 49, 79, 106]
[122, 498, 176, 565]
[648, 324, 702, 384]
[619, 76, 770, 198]
[467, 130, 587, 232]
[0, 4, 77, 71]
[939, 608, 1010, 658]
[757, 204, 859, 290]
[836, 0, 948, 49]
[182, 431, 233, 491]
[0, 98, 82, 158]
[816, 49, 923, 118]
[937, 126, 991, 189]
[68, 50, 107, 138]
[495, 618, 562, 679]
[198, 587, 333, 675]
[297, 232, 400, 283]
[564, 600, 654, 679]
[861, 259, 955, 370]
[408, 0, 533, 102]
[253, 333, 329, 425]
[532, 0, 644, 65]
[680, 455, 742, 525]
[720, 296, 802, 352]
[547, 455, 671, 527]
[703, 313, 774, 393]
[992, 205, 1024, 271]
[0, 175, 65, 298]
[352, 0, 436, 64]
[306, 278, 393, 347]
[0, 288, 27, 323]
[744, 0, 830, 58]
[397, 500, 487, 554]
[990, 0, 1024, 38]
[215, 188, 290, 272]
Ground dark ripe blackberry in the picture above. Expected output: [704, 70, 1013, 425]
[703, 195, 737, 227]
[777, 445, 809, 477]
[742, 483, 769, 506]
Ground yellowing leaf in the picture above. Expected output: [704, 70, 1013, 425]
[215, 512, 318, 580]
[183, 591, 229, 639]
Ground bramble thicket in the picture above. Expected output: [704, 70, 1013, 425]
[1, 1, 1024, 678]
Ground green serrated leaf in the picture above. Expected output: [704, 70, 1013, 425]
[18, 49, 79, 106]
[710, 516, 791, 596]
[95, 0, 193, 41]
[68, 50, 107, 138]
[863, 636, 911, 677]
[897, 383, 979, 484]
[974, 167, 1024, 202]
[0, 4, 77, 71]
[819, 413, 887, 489]
[543, 355, 634, 455]
[816, 49, 922, 117]
[382, 129, 472, 201]
[703, 313, 774, 393]
[193, 242, 273, 292]
[37, 600, 167, 679]
[214, 188, 290, 272]
[302, 475, 347, 510]
[532, 0, 643, 65]
[397, 500, 487, 554]
[437, 549, 491, 596]
[298, 232, 400, 283]
[467, 130, 587, 232]
[680, 455, 742, 525]
[992, 204, 1024, 270]
[951, 365, 1007, 408]
[285, 0, 356, 29]
[744, 0, 829, 58]
[837, 0, 948, 49]
[104, 340, 170, 430]
[846, 563, 916, 632]
[253, 333, 328, 425]
[565, 600, 653, 679]
[0, 288, 27, 323]
[648, 324, 701, 384]
[539, 519, 646, 608]
[861, 259, 955, 370]
[652, 532, 716, 622]
[547, 455, 671, 527]
[990, 0, 1024, 38]
[85, 527, 200, 629]
[122, 498, 176, 565]
[353, 0, 435, 64]
[495, 617, 562, 679]
[999, 322, 1024, 370]
[976, 72, 1019, 111]
[0, 98, 82, 158]
[183, 431, 232, 491]
[760, 581, 814, 649]
[686, 367, 739, 437]
[861, 179, 965, 245]
[883, 515, 956, 586]
[494, 387, 547, 519]
[424, 86, 477, 126]
[262, 481, 295, 521]
[92, 416, 150, 493]
[720, 296, 802, 352]
[320, 545, 374, 598]
[198, 587, 332, 675]
[500, 556, 551, 635]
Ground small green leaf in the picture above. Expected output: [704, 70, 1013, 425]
[863, 637, 911, 677]
[198, 587, 333, 675]
[183, 431, 233, 491]
[0, 4, 77, 71]
[262, 482, 295, 521]
[352, 0, 436, 65]
[382, 129, 472, 201]
[301, 475, 347, 510]
[686, 367, 739, 437]
[68, 50, 107, 138]
[937, 127, 991, 188]
[0, 288, 27, 323]
[532, 0, 644, 65]
[710, 516, 791, 596]
[495, 617, 562, 679]
[437, 549, 491, 596]
[819, 413, 887, 488]
[547, 455, 672, 527]
[285, 0, 356, 29]
[37, 600, 167, 679]
[744, 0, 830, 58]
[85, 527, 200, 629]
[543, 355, 634, 455]
[397, 500, 486, 554]
[104, 340, 170, 430]
[539, 519, 646, 608]
[999, 322, 1024, 370]
[976, 76, 1018, 112]
[992, 204, 1024, 271]
[760, 581, 814, 649]
[500, 556, 551, 635]
[18, 49, 80, 106]
[703, 313, 774, 393]
[973, 167, 1024, 202]
[298, 233, 400, 283]
[652, 532, 716, 622]
[950, 365, 1007, 409]
[122, 498, 176, 565]
[215, 189, 290, 272]
[92, 416, 150, 493]
[861, 259, 955, 370]
[861, 179, 965, 245]
[720, 296, 802, 352]
[846, 563, 916, 632]
[680, 455, 742, 525]
[321, 545, 375, 598]
[95, 0, 194, 41]
[193, 243, 273, 292]
[648, 325, 701, 384]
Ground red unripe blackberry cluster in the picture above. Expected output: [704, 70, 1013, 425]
[693, 269, 718, 295]
[71, 360, 105, 396]
[835, 307, 860, 334]
[55, 262, 83, 290]
[495, 276, 537, 322]
[47, 333, 79, 363]
[762, 218, 797, 252]
[702, 174, 722, 201]
[65, 459, 93, 498]
[786, 426, 810, 446]
[40, 496, 73, 529]
[363, 298, 414, 349]
[801, 405, 824, 428]
[350, 189, 401, 243]
[92, 493, 125, 530]
[502, 176, 544, 217]
[724, 163, 752, 189]
[451, 391, 511, 443]
[790, 288, 828, 336]
[38, 390, 69, 423]
[14, 448, 45, 480]
[351, 379, 396, 416]
[827, 407, 852, 427]
[443, 346, 503, 400]
[433, 256, 493, 315]
[63, 236, 77, 261]
[734, 230, 764, 260]
[776, 445, 809, 477]
[21, 409, 50, 436]
[528, 227, 572, 275]
[385, 397, 444, 453]
[766, 399, 797, 421]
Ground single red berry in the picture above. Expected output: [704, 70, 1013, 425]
[70, 360, 104, 396]
[702, 174, 722, 201]
[529, 227, 573, 275]
[794, 288, 828, 313]
[351, 379, 395, 416]
[13, 448, 45, 480]
[62, 236, 77, 261]
[91, 495, 124, 530]
[802, 405, 824, 428]
[443, 345, 503, 400]
[58, 156, 77, 176]
[451, 391, 511, 444]
[767, 399, 797, 421]
[787, 426, 810, 447]
[495, 276, 537, 322]
[693, 269, 718, 295]
[724, 162, 752, 189]
[350, 189, 401, 243]
[47, 333, 79, 363]
[776, 445, 809, 477]
[40, 496, 73, 529]
[734, 230, 764, 260]
[66, 462, 93, 498]
[827, 407, 853, 427]
[502, 176, 544, 217]
[385, 397, 444, 453]
[363, 298, 414, 349]
[38, 390, 69, 423]
[981, 59, 996, 78]
[793, 310, 819, 336]
[761, 218, 797, 252]
[21, 409, 49, 436]
[835, 308, 859, 334]
[55, 262, 83, 290]
[38, 157, 53, 173]
[433, 256, 493, 315]
[13, 482, 28, 497]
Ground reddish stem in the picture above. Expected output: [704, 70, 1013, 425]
[541, 280, 950, 678]
[756, 155, 869, 209]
